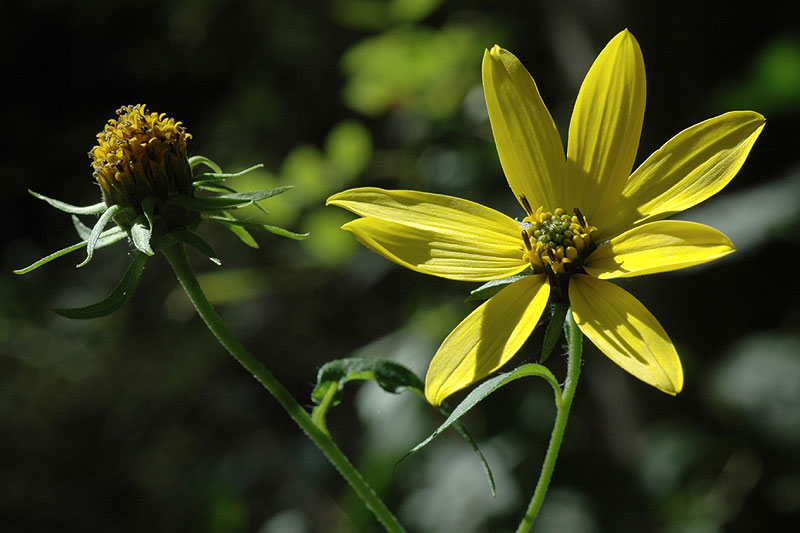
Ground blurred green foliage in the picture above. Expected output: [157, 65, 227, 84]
[2, 1, 799, 532]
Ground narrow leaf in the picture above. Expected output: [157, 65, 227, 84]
[71, 215, 93, 240]
[50, 252, 149, 319]
[204, 215, 309, 240]
[170, 227, 221, 265]
[191, 164, 265, 184]
[541, 302, 568, 363]
[467, 272, 530, 301]
[76, 205, 124, 268]
[408, 363, 561, 455]
[28, 190, 106, 215]
[188, 155, 222, 173]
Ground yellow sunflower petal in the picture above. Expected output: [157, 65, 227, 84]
[566, 29, 646, 223]
[598, 111, 765, 240]
[328, 187, 522, 241]
[341, 217, 527, 281]
[569, 275, 683, 394]
[584, 220, 735, 279]
[425, 275, 550, 405]
[482, 46, 565, 211]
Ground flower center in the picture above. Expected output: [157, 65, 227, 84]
[90, 104, 193, 211]
[519, 196, 597, 277]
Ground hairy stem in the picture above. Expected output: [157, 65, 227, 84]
[162, 243, 406, 533]
[516, 309, 583, 532]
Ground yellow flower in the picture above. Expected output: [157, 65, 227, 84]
[328, 30, 764, 405]
[91, 104, 196, 230]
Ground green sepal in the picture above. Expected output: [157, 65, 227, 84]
[204, 215, 310, 240]
[540, 302, 568, 364]
[193, 183, 238, 195]
[76, 205, 126, 268]
[205, 212, 259, 249]
[407, 363, 561, 456]
[129, 198, 156, 256]
[13, 227, 127, 275]
[466, 272, 530, 302]
[191, 163, 264, 184]
[72, 215, 93, 240]
[171, 187, 292, 212]
[28, 190, 106, 215]
[311, 357, 495, 495]
[130, 217, 154, 256]
[50, 252, 149, 319]
[188, 155, 222, 173]
[141, 197, 156, 231]
[169, 227, 221, 265]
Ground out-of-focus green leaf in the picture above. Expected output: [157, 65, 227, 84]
[341, 23, 498, 118]
[330, 0, 443, 30]
[325, 120, 373, 181]
[300, 209, 360, 266]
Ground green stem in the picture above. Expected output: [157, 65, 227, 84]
[161, 243, 406, 533]
[515, 309, 583, 533]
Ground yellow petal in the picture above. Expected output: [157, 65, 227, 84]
[569, 275, 683, 394]
[328, 187, 522, 242]
[342, 217, 528, 281]
[425, 275, 550, 405]
[598, 111, 765, 240]
[566, 29, 646, 223]
[584, 220, 735, 279]
[482, 46, 565, 211]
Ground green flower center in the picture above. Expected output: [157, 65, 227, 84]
[519, 196, 596, 277]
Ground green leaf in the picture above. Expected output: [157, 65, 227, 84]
[188, 155, 222, 173]
[28, 190, 106, 215]
[466, 272, 530, 301]
[191, 164, 265, 184]
[50, 252, 149, 319]
[541, 302, 568, 364]
[14, 222, 127, 274]
[76, 204, 125, 268]
[71, 215, 93, 240]
[408, 363, 561, 456]
[204, 215, 310, 240]
[170, 227, 221, 265]
[311, 357, 425, 407]
[311, 357, 496, 495]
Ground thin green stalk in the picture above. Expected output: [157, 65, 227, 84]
[161, 243, 406, 533]
[516, 309, 583, 533]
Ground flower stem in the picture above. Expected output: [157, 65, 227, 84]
[161, 243, 406, 533]
[515, 309, 583, 533]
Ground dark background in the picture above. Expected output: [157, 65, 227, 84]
[2, 1, 799, 532]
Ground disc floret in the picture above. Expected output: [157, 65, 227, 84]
[519, 195, 597, 278]
[90, 104, 196, 231]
